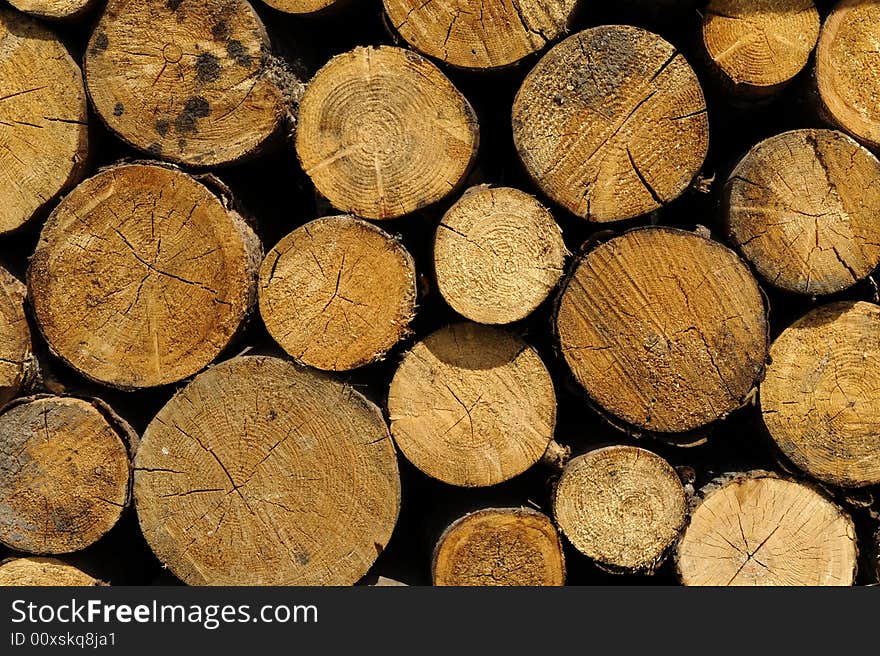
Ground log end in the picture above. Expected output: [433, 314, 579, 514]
[0, 396, 131, 555]
[434, 186, 567, 325]
[433, 508, 565, 586]
[259, 215, 416, 371]
[554, 446, 686, 573]
[676, 472, 857, 585]
[762, 300, 880, 488]
[388, 323, 556, 487]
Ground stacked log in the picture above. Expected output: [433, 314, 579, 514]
[133, 356, 400, 585]
[432, 508, 565, 586]
[512, 25, 709, 222]
[701, 0, 820, 98]
[676, 472, 857, 586]
[0, 0, 877, 588]
[0, 396, 131, 554]
[0, 9, 88, 234]
[0, 557, 102, 586]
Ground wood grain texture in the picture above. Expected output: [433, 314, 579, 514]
[432, 508, 565, 586]
[0, 557, 101, 586]
[261, 0, 339, 13]
[512, 25, 708, 222]
[676, 472, 857, 585]
[554, 446, 686, 573]
[133, 356, 401, 586]
[384, 0, 578, 69]
[0, 396, 131, 554]
[0, 9, 88, 234]
[762, 301, 880, 487]
[434, 186, 567, 325]
[28, 163, 261, 390]
[388, 323, 556, 487]
[8, 0, 97, 19]
[84, 0, 284, 166]
[556, 227, 768, 434]
[296, 46, 479, 220]
[0, 266, 35, 408]
[816, 0, 880, 149]
[259, 216, 416, 371]
[702, 0, 819, 96]
[725, 129, 880, 295]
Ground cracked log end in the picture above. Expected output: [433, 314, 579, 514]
[0, 267, 35, 408]
[133, 355, 401, 586]
[553, 446, 686, 574]
[432, 508, 565, 586]
[28, 163, 261, 390]
[702, 0, 819, 97]
[556, 227, 768, 434]
[725, 129, 880, 295]
[0, 557, 101, 586]
[762, 301, 880, 488]
[676, 472, 857, 586]
[259, 215, 417, 371]
[383, 0, 578, 70]
[9, 0, 96, 20]
[84, 0, 284, 167]
[0, 10, 88, 234]
[388, 323, 556, 487]
[261, 0, 340, 13]
[434, 186, 567, 325]
[512, 25, 708, 223]
[816, 0, 880, 150]
[0, 397, 131, 555]
[296, 46, 478, 220]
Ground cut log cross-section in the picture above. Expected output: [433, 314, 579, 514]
[0, 558, 101, 587]
[432, 508, 566, 586]
[434, 186, 567, 325]
[384, 0, 579, 70]
[84, 0, 284, 166]
[133, 356, 401, 586]
[816, 0, 880, 150]
[556, 227, 768, 435]
[388, 323, 556, 487]
[512, 25, 709, 222]
[0, 9, 88, 234]
[261, 0, 342, 13]
[553, 446, 686, 573]
[259, 216, 417, 371]
[762, 301, 880, 488]
[702, 0, 820, 97]
[296, 46, 479, 220]
[676, 473, 858, 586]
[725, 129, 880, 295]
[0, 266, 36, 408]
[8, 0, 98, 20]
[28, 163, 261, 390]
[0, 396, 131, 555]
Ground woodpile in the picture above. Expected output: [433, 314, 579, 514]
[0, 0, 878, 588]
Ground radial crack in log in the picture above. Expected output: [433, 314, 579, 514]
[28, 163, 261, 390]
[512, 25, 708, 222]
[556, 227, 768, 434]
[133, 355, 401, 586]
[676, 472, 857, 585]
